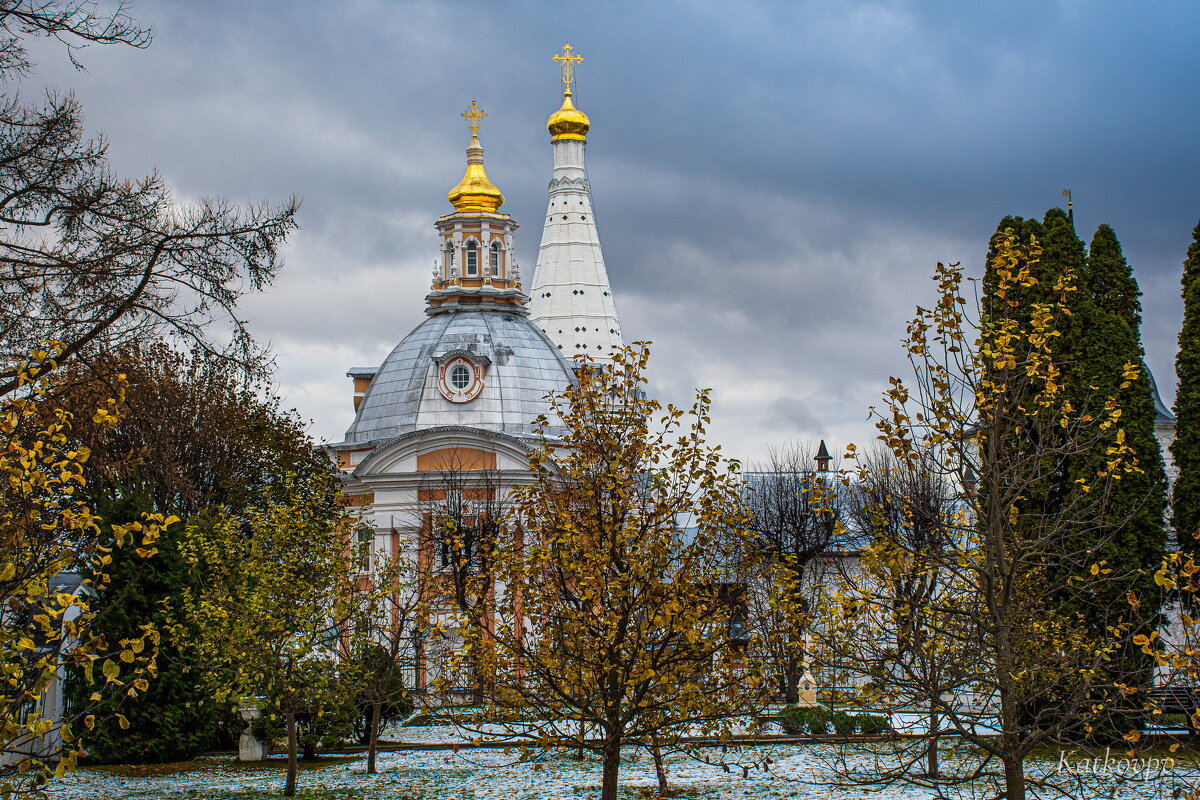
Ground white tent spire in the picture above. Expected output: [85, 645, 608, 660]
[528, 43, 623, 363]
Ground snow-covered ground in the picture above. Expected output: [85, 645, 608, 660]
[45, 724, 1198, 799]
[44, 745, 927, 800]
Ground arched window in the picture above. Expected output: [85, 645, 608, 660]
[490, 241, 502, 276]
[465, 240, 478, 276]
[355, 525, 373, 572]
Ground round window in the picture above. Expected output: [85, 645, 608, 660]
[438, 356, 484, 403]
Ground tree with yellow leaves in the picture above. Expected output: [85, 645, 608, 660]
[171, 468, 360, 797]
[440, 344, 778, 800]
[815, 233, 1152, 800]
[1, 350, 169, 799]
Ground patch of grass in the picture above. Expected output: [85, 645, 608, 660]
[89, 755, 360, 778]
[89, 760, 209, 777]
[636, 787, 704, 798]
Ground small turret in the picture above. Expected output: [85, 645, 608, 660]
[428, 100, 528, 316]
[814, 440, 832, 472]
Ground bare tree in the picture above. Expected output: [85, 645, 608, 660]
[0, 0, 151, 76]
[0, 2, 298, 395]
[844, 444, 958, 778]
[414, 456, 510, 701]
[349, 546, 420, 775]
[744, 442, 850, 702]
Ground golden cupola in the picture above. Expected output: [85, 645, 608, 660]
[547, 89, 590, 141]
[447, 99, 504, 214]
[547, 42, 589, 141]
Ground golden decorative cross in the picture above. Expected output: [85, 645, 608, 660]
[461, 99, 487, 137]
[552, 42, 583, 93]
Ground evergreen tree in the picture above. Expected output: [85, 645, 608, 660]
[981, 210, 1087, 528]
[69, 496, 223, 763]
[983, 215, 1046, 307]
[1173, 220, 1200, 552]
[1040, 207, 1091, 397]
[1071, 225, 1167, 650]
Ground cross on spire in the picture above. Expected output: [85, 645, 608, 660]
[553, 42, 583, 94]
[461, 99, 487, 138]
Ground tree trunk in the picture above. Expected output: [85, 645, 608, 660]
[600, 736, 621, 800]
[783, 657, 800, 705]
[925, 698, 939, 778]
[650, 741, 669, 795]
[367, 700, 382, 774]
[1003, 754, 1025, 800]
[285, 710, 298, 797]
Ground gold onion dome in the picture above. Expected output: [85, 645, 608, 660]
[448, 100, 504, 213]
[547, 89, 589, 141]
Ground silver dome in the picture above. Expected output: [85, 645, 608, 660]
[344, 311, 574, 445]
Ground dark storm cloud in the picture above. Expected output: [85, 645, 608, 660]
[19, 0, 1199, 459]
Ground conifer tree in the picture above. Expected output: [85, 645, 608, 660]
[1068, 225, 1168, 671]
[1078, 225, 1167, 577]
[69, 497, 222, 763]
[981, 210, 1088, 529]
[1040, 207, 1092, 403]
[1173, 220, 1200, 552]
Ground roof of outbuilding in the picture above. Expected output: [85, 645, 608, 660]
[1148, 366, 1175, 424]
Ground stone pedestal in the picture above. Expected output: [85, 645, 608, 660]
[797, 671, 819, 708]
[238, 700, 269, 761]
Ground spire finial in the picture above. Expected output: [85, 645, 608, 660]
[547, 45, 590, 141]
[462, 99, 487, 138]
[553, 42, 583, 97]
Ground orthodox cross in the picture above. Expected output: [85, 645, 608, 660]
[462, 99, 487, 137]
[553, 42, 583, 93]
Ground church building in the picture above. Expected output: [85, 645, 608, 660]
[326, 46, 619, 687]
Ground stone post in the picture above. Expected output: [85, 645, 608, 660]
[238, 698, 269, 761]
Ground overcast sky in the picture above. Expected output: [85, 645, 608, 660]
[24, 0, 1200, 464]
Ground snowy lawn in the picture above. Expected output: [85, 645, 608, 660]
[47, 744, 929, 799]
[45, 723, 1200, 799]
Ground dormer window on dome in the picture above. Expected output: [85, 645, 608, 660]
[434, 350, 490, 404]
